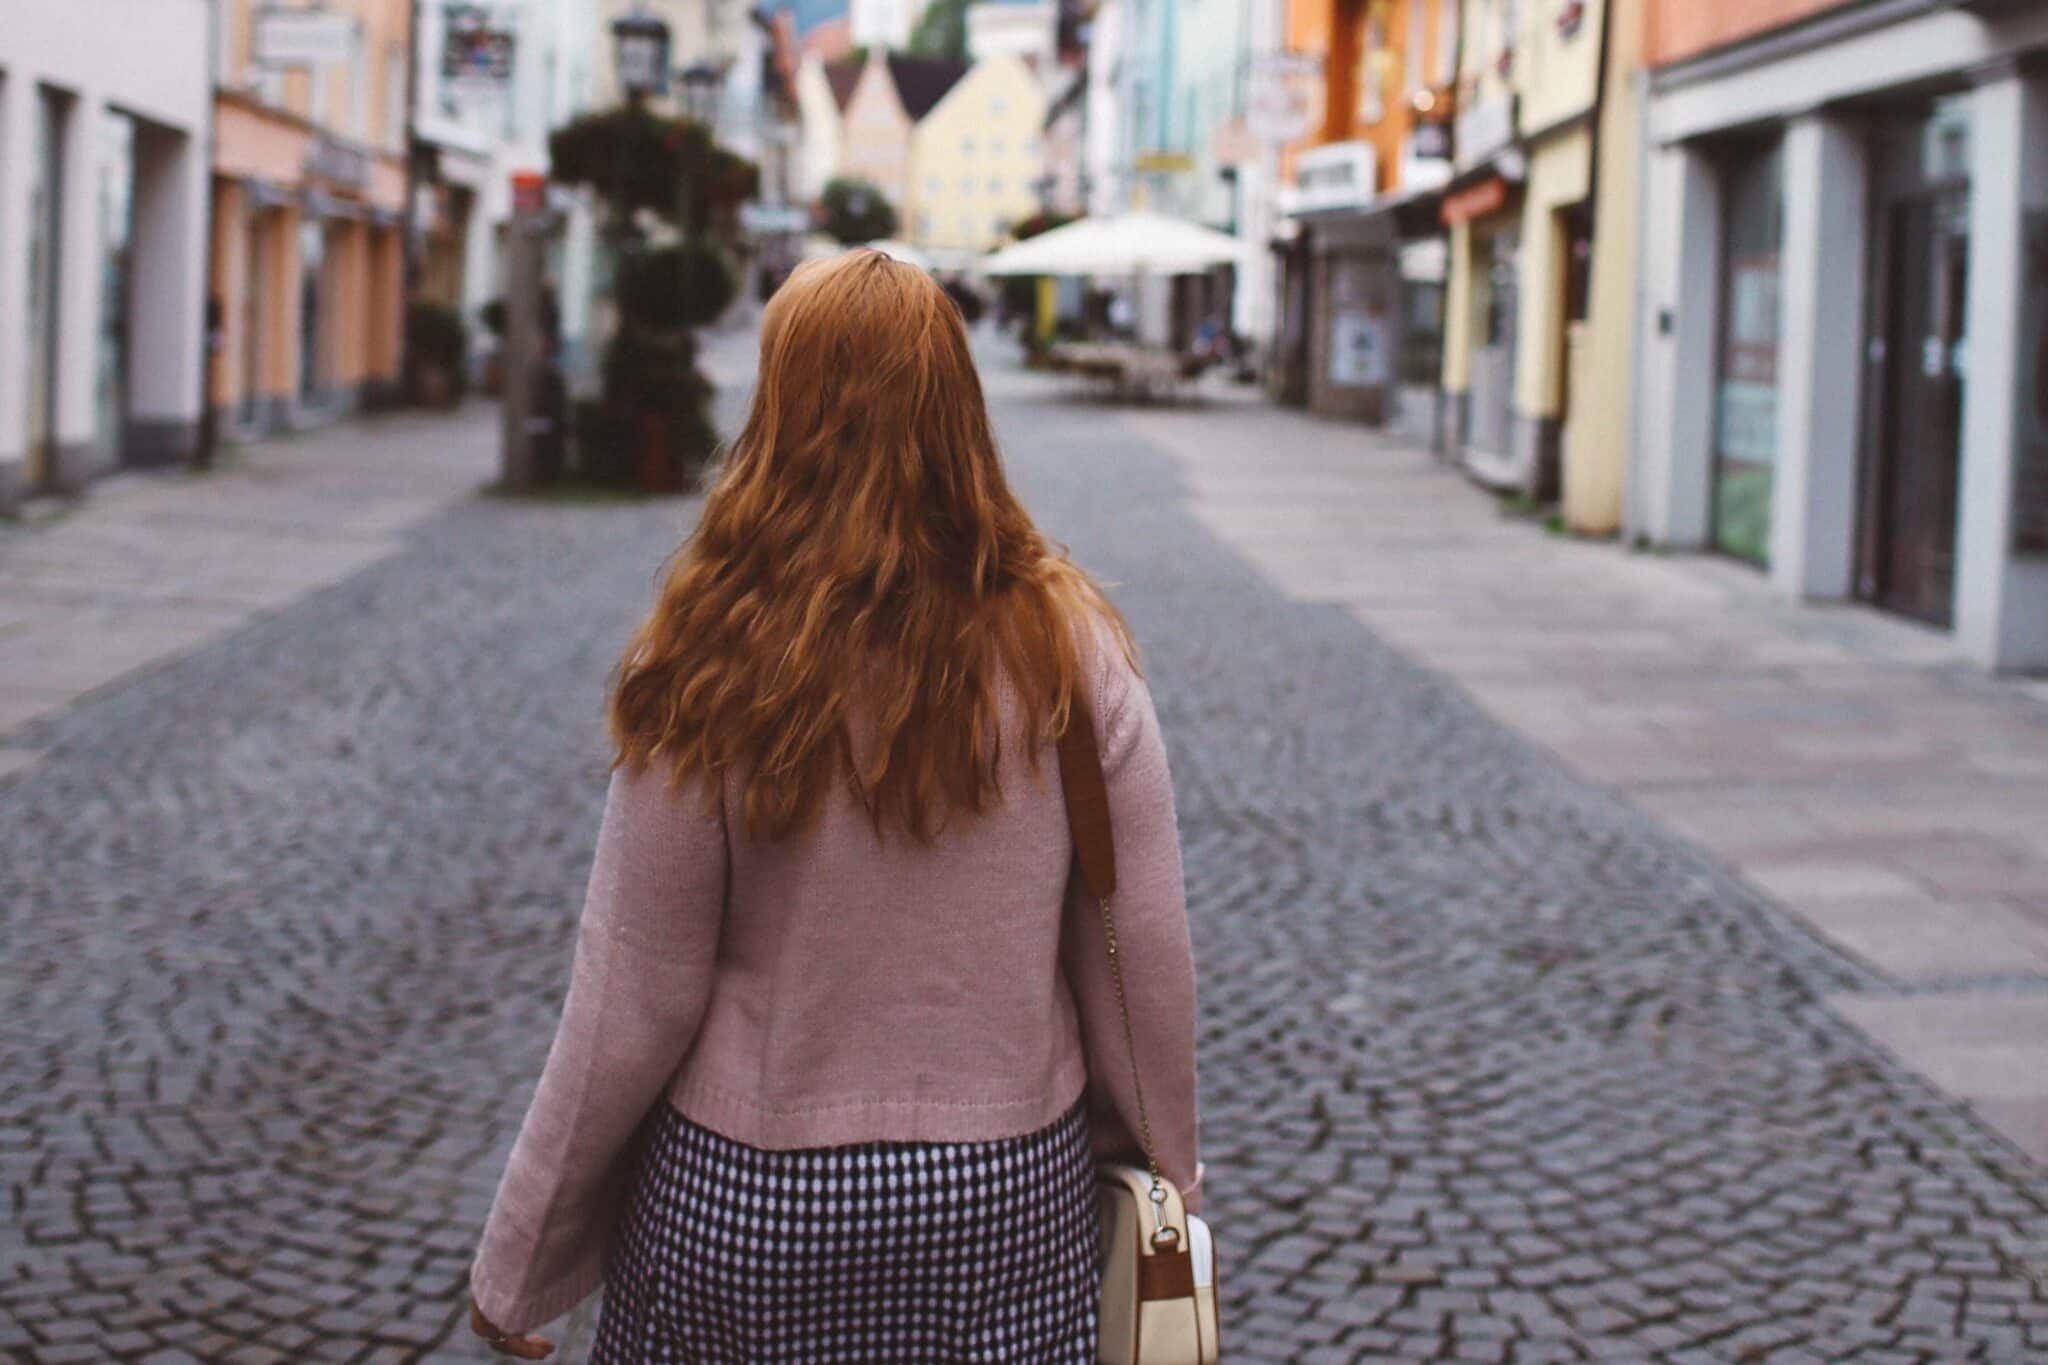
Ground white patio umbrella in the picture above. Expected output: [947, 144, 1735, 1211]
[981, 211, 1249, 277]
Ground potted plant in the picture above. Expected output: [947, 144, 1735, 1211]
[406, 302, 469, 409]
[549, 103, 757, 490]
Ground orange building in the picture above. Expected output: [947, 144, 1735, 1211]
[1272, 0, 1459, 435]
[208, 0, 411, 435]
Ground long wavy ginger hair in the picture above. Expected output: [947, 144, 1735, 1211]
[609, 250, 1133, 843]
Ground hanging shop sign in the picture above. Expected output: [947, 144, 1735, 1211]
[253, 7, 361, 68]
[1439, 175, 1508, 226]
[1281, 140, 1376, 216]
[1400, 121, 1454, 191]
[1247, 52, 1322, 145]
[443, 4, 518, 86]
[1133, 151, 1195, 174]
[1454, 94, 1516, 171]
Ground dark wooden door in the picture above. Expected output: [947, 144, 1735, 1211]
[1863, 190, 1968, 627]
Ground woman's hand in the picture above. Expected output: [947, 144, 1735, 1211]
[469, 1301, 554, 1359]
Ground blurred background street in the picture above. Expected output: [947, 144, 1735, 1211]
[5, 0, 2048, 1362]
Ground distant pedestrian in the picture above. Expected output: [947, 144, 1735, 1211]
[467, 249, 1202, 1361]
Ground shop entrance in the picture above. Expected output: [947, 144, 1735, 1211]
[24, 87, 66, 490]
[298, 217, 326, 404]
[94, 109, 135, 466]
[1858, 94, 1971, 628]
[1466, 223, 1518, 461]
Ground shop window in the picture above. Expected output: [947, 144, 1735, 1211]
[1483, 230, 1517, 346]
[1710, 137, 1785, 566]
[1400, 280, 1445, 387]
[1563, 203, 1593, 324]
[95, 109, 135, 461]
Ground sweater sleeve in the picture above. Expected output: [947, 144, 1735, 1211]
[470, 762, 728, 1334]
[1062, 649, 1204, 1213]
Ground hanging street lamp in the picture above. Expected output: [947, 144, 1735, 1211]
[612, 7, 672, 101]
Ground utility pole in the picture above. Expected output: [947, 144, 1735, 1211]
[500, 172, 546, 492]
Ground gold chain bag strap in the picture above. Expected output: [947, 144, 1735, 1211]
[1058, 697, 1220, 1365]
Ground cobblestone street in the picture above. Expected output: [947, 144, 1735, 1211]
[3, 341, 2047, 1363]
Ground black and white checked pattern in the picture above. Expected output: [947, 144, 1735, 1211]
[592, 1101, 1101, 1363]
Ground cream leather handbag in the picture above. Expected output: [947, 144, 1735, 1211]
[1060, 701, 1221, 1365]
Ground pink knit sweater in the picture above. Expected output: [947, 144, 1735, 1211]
[469, 633, 1201, 1333]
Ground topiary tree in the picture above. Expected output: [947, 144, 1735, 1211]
[547, 105, 757, 488]
[817, 177, 899, 246]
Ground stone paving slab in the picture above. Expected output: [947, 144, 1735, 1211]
[0, 405, 498, 754]
[1116, 388, 2048, 1171]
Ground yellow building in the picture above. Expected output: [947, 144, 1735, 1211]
[905, 55, 1046, 254]
[1565, 0, 1640, 535]
[837, 53, 969, 222]
[1440, 0, 1609, 504]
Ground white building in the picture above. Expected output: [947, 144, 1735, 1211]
[0, 0, 214, 509]
[794, 55, 855, 202]
[416, 0, 601, 377]
[1630, 2, 2048, 671]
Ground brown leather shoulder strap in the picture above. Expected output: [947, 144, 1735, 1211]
[1057, 694, 1117, 901]
[1059, 684, 1167, 1194]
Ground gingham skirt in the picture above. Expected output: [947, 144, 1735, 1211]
[592, 1099, 1101, 1363]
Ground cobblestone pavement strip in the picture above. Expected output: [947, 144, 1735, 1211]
[2, 348, 2046, 1362]
[0, 404, 498, 763]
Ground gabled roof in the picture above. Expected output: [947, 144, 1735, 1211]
[824, 55, 863, 112]
[886, 54, 970, 123]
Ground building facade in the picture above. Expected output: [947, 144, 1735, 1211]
[838, 54, 967, 217]
[907, 55, 1046, 252]
[1274, 0, 1459, 432]
[794, 56, 861, 201]
[1437, 0, 1607, 497]
[419, 0, 601, 380]
[0, 0, 214, 508]
[207, 0, 411, 436]
[1629, 0, 2048, 670]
